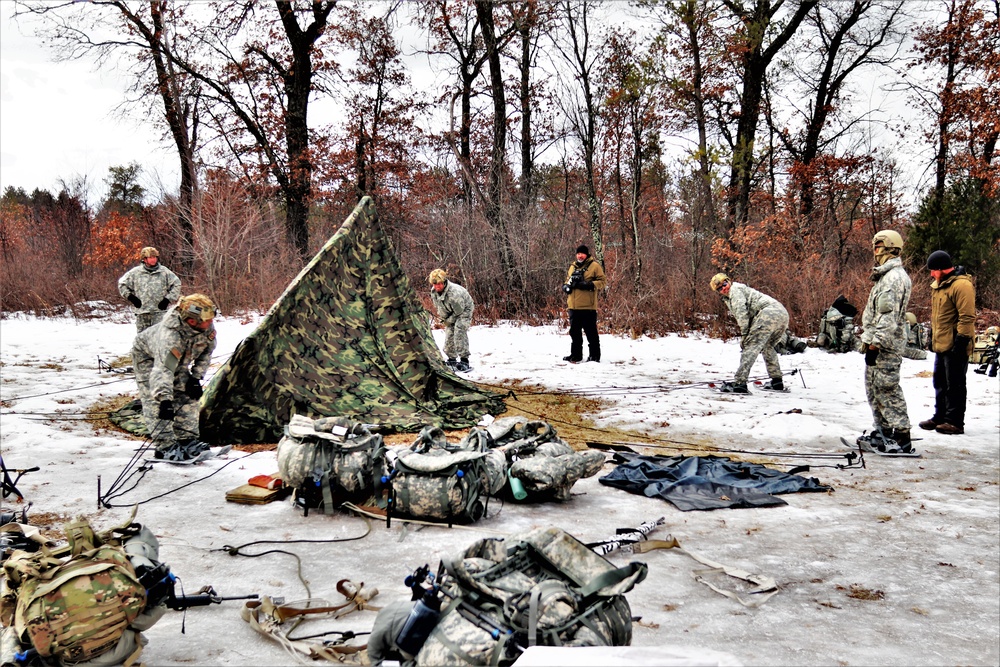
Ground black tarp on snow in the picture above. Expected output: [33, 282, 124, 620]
[599, 453, 832, 511]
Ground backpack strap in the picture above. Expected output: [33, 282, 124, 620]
[576, 562, 647, 598]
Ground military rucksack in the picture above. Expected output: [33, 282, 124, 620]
[408, 527, 647, 665]
[387, 426, 505, 524]
[277, 415, 386, 514]
[2, 519, 147, 665]
[485, 417, 606, 502]
[816, 296, 858, 353]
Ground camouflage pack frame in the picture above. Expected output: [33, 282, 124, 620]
[411, 527, 648, 665]
[973, 328, 999, 377]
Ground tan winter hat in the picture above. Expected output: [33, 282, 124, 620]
[428, 269, 448, 285]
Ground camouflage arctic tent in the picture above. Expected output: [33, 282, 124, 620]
[197, 197, 505, 444]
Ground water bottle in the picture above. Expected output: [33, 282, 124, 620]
[508, 469, 527, 500]
[395, 592, 442, 656]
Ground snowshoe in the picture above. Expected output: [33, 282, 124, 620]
[754, 379, 789, 393]
[718, 381, 750, 394]
[843, 432, 920, 458]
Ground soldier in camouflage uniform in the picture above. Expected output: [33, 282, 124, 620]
[428, 269, 475, 372]
[858, 230, 912, 451]
[118, 247, 182, 333]
[131, 294, 217, 460]
[710, 273, 789, 393]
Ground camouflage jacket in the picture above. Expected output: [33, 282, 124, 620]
[930, 269, 976, 354]
[565, 258, 607, 310]
[430, 281, 474, 325]
[722, 282, 785, 336]
[118, 263, 181, 315]
[861, 257, 911, 354]
[132, 307, 216, 401]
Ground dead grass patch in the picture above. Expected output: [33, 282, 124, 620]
[24, 510, 74, 542]
[486, 380, 722, 456]
[840, 584, 885, 601]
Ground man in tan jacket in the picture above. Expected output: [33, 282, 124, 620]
[920, 251, 976, 435]
[562, 245, 607, 363]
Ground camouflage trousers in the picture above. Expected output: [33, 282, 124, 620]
[443, 316, 472, 360]
[864, 350, 910, 432]
[735, 305, 789, 384]
[133, 358, 201, 451]
[135, 310, 166, 333]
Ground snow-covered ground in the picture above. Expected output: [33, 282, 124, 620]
[1, 310, 998, 666]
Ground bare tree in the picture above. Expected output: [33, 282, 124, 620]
[165, 1, 339, 258]
[416, 0, 490, 204]
[551, 0, 606, 263]
[719, 0, 818, 229]
[14, 0, 202, 271]
[474, 0, 522, 302]
[775, 0, 906, 218]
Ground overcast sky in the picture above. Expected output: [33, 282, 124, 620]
[1, 3, 936, 209]
[1, 10, 180, 202]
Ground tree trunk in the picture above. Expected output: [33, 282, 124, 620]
[724, 0, 817, 228]
[474, 0, 520, 302]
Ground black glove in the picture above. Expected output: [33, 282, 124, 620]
[157, 400, 175, 420]
[578, 280, 595, 291]
[157, 298, 170, 310]
[185, 376, 203, 399]
[127, 295, 142, 308]
[951, 335, 971, 354]
[865, 346, 880, 366]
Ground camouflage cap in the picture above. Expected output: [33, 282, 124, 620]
[140, 247, 159, 259]
[428, 269, 447, 285]
[178, 294, 216, 321]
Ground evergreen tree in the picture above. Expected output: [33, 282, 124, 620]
[906, 177, 1000, 295]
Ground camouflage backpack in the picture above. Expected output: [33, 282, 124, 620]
[388, 426, 505, 524]
[392, 527, 646, 666]
[485, 417, 606, 501]
[277, 414, 386, 514]
[2, 519, 146, 665]
[816, 296, 859, 353]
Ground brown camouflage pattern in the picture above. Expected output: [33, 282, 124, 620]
[198, 197, 505, 444]
[12, 545, 145, 662]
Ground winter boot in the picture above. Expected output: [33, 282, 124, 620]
[562, 355, 582, 363]
[935, 423, 964, 435]
[585, 356, 600, 363]
[856, 429, 891, 452]
[918, 419, 939, 431]
[446, 358, 458, 368]
[766, 378, 784, 391]
[454, 358, 471, 372]
[720, 381, 750, 394]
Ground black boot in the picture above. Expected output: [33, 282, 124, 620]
[720, 381, 750, 394]
[562, 355, 581, 363]
[768, 378, 784, 391]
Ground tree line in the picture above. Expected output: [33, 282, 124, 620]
[2, 0, 997, 334]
